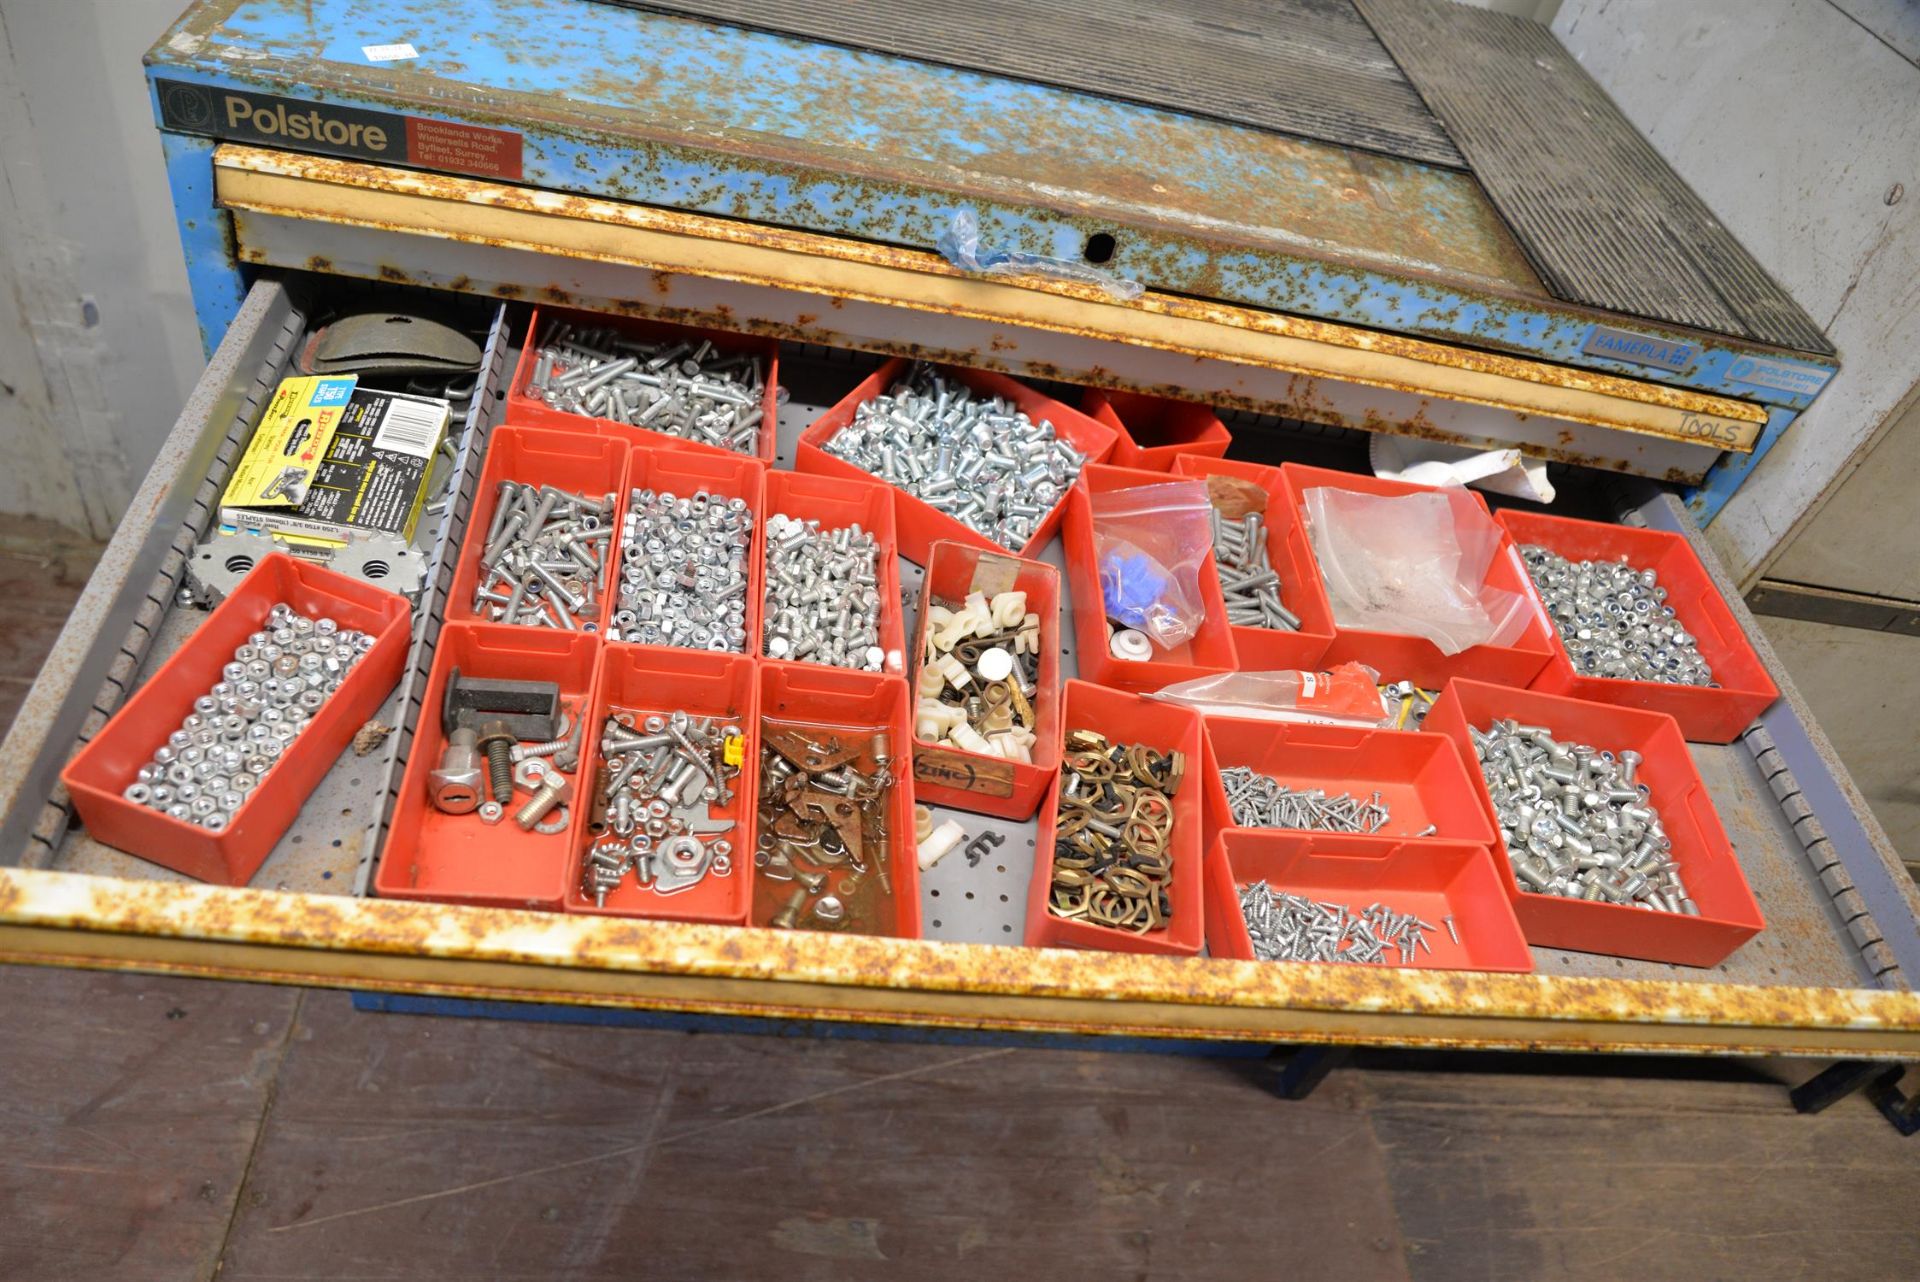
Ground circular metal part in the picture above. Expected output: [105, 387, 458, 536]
[477, 801, 505, 825]
[533, 804, 572, 836]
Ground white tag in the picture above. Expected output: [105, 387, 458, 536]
[362, 42, 419, 62]
[1299, 673, 1317, 698]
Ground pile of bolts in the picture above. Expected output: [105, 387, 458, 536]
[473, 481, 614, 630]
[1237, 882, 1448, 965]
[761, 513, 888, 670]
[579, 709, 742, 907]
[524, 322, 769, 455]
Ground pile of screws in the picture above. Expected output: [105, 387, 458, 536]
[755, 721, 897, 933]
[1237, 882, 1446, 964]
[1518, 546, 1715, 686]
[579, 708, 742, 907]
[915, 587, 1042, 761]
[524, 322, 768, 456]
[123, 603, 374, 831]
[821, 364, 1089, 552]
[473, 482, 614, 630]
[761, 513, 887, 670]
[1048, 730, 1184, 934]
[1218, 767, 1397, 834]
[1210, 508, 1300, 632]
[1469, 719, 1698, 914]
[611, 487, 753, 650]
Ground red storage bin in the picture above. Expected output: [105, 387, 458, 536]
[1170, 455, 1336, 671]
[1204, 830, 1535, 972]
[1062, 462, 1240, 693]
[1201, 716, 1496, 845]
[753, 662, 920, 938]
[375, 624, 600, 910]
[1496, 511, 1778, 743]
[759, 469, 907, 674]
[62, 553, 410, 886]
[614, 443, 767, 654]
[446, 426, 629, 635]
[507, 305, 779, 465]
[563, 646, 757, 924]
[794, 356, 1118, 564]
[1082, 388, 1231, 471]
[1025, 680, 1206, 957]
[908, 541, 1061, 820]
[1280, 463, 1555, 688]
[1424, 679, 1764, 967]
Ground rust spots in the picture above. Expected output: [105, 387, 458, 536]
[989, 335, 1013, 352]
[306, 255, 333, 273]
[793, 313, 818, 327]
[447, 275, 471, 292]
[648, 274, 672, 296]
[828, 297, 845, 310]
[541, 285, 572, 303]
[493, 283, 524, 299]
[376, 264, 409, 283]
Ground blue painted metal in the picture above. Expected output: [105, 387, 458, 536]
[1687, 405, 1800, 526]
[156, 128, 245, 354]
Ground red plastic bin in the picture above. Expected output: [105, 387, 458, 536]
[1204, 830, 1534, 971]
[1424, 679, 1764, 967]
[759, 469, 907, 675]
[507, 305, 779, 465]
[1062, 462, 1239, 693]
[1171, 455, 1336, 671]
[563, 645, 758, 924]
[1201, 716, 1496, 845]
[374, 623, 600, 910]
[1280, 463, 1555, 689]
[614, 443, 767, 653]
[908, 540, 1061, 821]
[753, 662, 921, 938]
[794, 356, 1118, 564]
[1082, 388, 1231, 472]
[1496, 510, 1778, 743]
[62, 553, 410, 886]
[1025, 680, 1207, 957]
[446, 426, 629, 635]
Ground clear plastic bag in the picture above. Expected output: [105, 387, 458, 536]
[1150, 663, 1390, 726]
[1303, 485, 1533, 655]
[1092, 480, 1214, 650]
[937, 208, 1145, 302]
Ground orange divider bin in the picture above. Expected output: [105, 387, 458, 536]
[1171, 454, 1336, 671]
[1201, 716, 1496, 845]
[612, 443, 767, 654]
[908, 540, 1061, 821]
[507, 305, 779, 465]
[1496, 510, 1778, 743]
[1025, 680, 1207, 957]
[1204, 830, 1535, 972]
[563, 646, 758, 924]
[62, 553, 410, 886]
[1082, 388, 1231, 472]
[753, 663, 920, 938]
[375, 623, 601, 910]
[794, 356, 1118, 564]
[1061, 462, 1239, 693]
[759, 469, 907, 674]
[445, 426, 629, 635]
[1424, 679, 1764, 967]
[1279, 463, 1555, 689]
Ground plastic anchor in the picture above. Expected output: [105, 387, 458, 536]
[1263, 1044, 1351, 1101]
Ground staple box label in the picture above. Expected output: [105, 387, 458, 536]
[221, 375, 356, 510]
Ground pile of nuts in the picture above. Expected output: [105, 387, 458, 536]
[821, 364, 1089, 551]
[755, 722, 897, 933]
[611, 486, 753, 651]
[1210, 508, 1300, 632]
[123, 603, 372, 831]
[761, 513, 887, 671]
[1518, 546, 1715, 686]
[524, 322, 768, 455]
[1218, 766, 1395, 834]
[579, 708, 742, 907]
[473, 482, 614, 630]
[915, 587, 1041, 762]
[1047, 730, 1184, 934]
[1237, 882, 1448, 964]
[1468, 719, 1697, 914]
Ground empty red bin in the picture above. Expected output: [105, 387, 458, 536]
[795, 356, 1118, 564]
[507, 305, 780, 465]
[1082, 388, 1231, 472]
[1279, 463, 1555, 689]
[614, 443, 767, 654]
[1496, 510, 1778, 743]
[759, 469, 907, 675]
[62, 553, 410, 886]
[1062, 462, 1240, 693]
[1025, 681, 1207, 957]
[1204, 830, 1535, 972]
[375, 623, 601, 911]
[563, 645, 758, 925]
[1424, 679, 1764, 967]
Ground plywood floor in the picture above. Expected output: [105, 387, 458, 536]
[2, 548, 1916, 1282]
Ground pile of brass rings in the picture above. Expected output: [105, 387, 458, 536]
[1048, 730, 1185, 934]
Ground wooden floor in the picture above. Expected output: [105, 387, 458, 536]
[3, 549, 1917, 1281]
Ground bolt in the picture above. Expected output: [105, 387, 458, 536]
[475, 719, 516, 804]
[514, 772, 574, 830]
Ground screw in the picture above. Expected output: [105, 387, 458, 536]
[476, 719, 516, 804]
